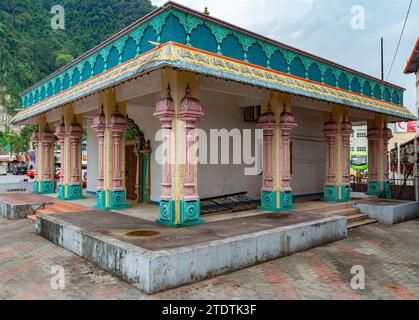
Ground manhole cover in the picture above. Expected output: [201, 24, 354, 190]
[125, 230, 160, 237]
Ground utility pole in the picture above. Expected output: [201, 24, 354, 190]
[381, 37, 384, 80]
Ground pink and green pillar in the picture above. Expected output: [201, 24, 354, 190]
[154, 69, 204, 227]
[93, 90, 129, 210]
[323, 108, 352, 202]
[33, 119, 56, 195]
[367, 115, 393, 199]
[53, 106, 85, 201]
[259, 93, 297, 211]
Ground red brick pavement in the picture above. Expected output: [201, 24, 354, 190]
[0, 218, 418, 300]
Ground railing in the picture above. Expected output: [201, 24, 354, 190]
[351, 177, 417, 201]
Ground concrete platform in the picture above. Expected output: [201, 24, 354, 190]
[36, 210, 347, 294]
[0, 193, 53, 220]
[355, 199, 419, 225]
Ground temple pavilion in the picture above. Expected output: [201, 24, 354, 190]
[12, 2, 416, 227]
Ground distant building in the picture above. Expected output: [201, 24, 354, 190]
[403, 37, 419, 201]
[350, 124, 368, 153]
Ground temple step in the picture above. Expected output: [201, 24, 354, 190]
[348, 218, 378, 229]
[325, 207, 362, 216]
[347, 213, 370, 223]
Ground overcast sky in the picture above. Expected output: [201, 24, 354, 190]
[152, 0, 418, 115]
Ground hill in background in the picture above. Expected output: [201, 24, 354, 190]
[0, 0, 156, 115]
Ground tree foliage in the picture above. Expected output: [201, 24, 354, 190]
[0, 0, 156, 115]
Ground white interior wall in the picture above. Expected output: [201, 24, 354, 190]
[126, 104, 162, 203]
[198, 91, 262, 200]
[291, 106, 325, 196]
[86, 125, 98, 193]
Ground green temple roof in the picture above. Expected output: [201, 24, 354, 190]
[12, 42, 416, 124]
[16, 1, 412, 121]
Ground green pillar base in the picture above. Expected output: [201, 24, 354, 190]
[367, 182, 392, 199]
[156, 199, 204, 228]
[94, 190, 130, 210]
[258, 191, 295, 211]
[34, 181, 56, 195]
[33, 181, 39, 194]
[57, 185, 86, 201]
[323, 185, 351, 202]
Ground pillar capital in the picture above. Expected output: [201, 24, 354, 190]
[154, 85, 175, 128]
[279, 110, 297, 134]
[109, 106, 127, 134]
[42, 125, 55, 145]
[179, 85, 204, 122]
[257, 104, 276, 134]
[92, 106, 106, 134]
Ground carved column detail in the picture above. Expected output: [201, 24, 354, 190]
[54, 118, 66, 186]
[280, 110, 297, 191]
[179, 86, 204, 200]
[109, 106, 127, 191]
[257, 104, 276, 191]
[323, 117, 338, 185]
[92, 107, 106, 191]
[153, 86, 175, 200]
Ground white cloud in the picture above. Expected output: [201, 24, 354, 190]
[152, 0, 418, 114]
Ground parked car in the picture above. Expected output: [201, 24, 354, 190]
[27, 170, 35, 179]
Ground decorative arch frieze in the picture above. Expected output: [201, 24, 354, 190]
[22, 7, 404, 109]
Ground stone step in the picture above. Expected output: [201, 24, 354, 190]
[348, 219, 378, 229]
[45, 201, 89, 213]
[304, 202, 356, 213]
[324, 207, 361, 216]
[35, 208, 58, 215]
[347, 213, 370, 223]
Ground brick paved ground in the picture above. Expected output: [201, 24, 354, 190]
[0, 218, 418, 300]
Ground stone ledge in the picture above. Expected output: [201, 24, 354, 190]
[36, 212, 347, 294]
[355, 201, 419, 225]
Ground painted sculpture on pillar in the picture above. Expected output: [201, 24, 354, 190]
[323, 116, 338, 201]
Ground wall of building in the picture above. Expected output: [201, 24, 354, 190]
[197, 91, 262, 200]
[291, 106, 325, 196]
[86, 126, 99, 194]
[126, 104, 162, 202]
[121, 92, 327, 202]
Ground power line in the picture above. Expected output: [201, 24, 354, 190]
[386, 0, 413, 81]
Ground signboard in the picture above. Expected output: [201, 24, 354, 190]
[393, 121, 417, 133]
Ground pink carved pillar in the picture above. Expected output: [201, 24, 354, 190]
[257, 105, 276, 191]
[323, 117, 338, 185]
[42, 126, 55, 181]
[383, 126, 393, 182]
[92, 107, 106, 190]
[32, 131, 40, 181]
[341, 119, 353, 185]
[179, 86, 204, 201]
[109, 106, 127, 191]
[69, 117, 83, 185]
[368, 128, 379, 182]
[54, 118, 66, 185]
[153, 86, 175, 200]
[280, 111, 297, 191]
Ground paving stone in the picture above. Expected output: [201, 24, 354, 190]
[0, 217, 418, 299]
